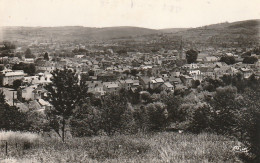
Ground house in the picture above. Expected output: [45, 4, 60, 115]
[17, 85, 37, 101]
[86, 81, 105, 96]
[161, 82, 174, 94]
[214, 66, 232, 78]
[150, 78, 164, 89]
[23, 72, 52, 85]
[240, 68, 253, 79]
[203, 56, 218, 63]
[180, 75, 193, 86]
[189, 70, 202, 81]
[168, 76, 182, 86]
[36, 61, 56, 72]
[119, 79, 140, 91]
[24, 58, 34, 63]
[97, 73, 117, 82]
[38, 99, 51, 110]
[139, 77, 151, 89]
[103, 82, 119, 93]
[75, 55, 85, 59]
[200, 67, 215, 79]
[0, 70, 25, 86]
[32, 85, 48, 100]
[182, 63, 199, 70]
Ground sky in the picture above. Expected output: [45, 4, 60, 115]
[0, 0, 259, 29]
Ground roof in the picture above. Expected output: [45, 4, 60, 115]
[140, 77, 150, 84]
[28, 100, 42, 110]
[4, 71, 25, 77]
[38, 99, 51, 106]
[164, 82, 174, 88]
[125, 79, 134, 84]
[155, 78, 164, 83]
[106, 84, 119, 88]
[205, 56, 218, 61]
[240, 68, 251, 72]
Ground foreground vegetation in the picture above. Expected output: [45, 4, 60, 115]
[0, 131, 242, 163]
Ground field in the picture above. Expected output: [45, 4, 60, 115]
[0, 131, 242, 163]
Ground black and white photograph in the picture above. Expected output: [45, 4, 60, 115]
[0, 0, 260, 162]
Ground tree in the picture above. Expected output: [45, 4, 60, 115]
[44, 68, 88, 142]
[15, 52, 22, 59]
[140, 91, 153, 104]
[191, 80, 200, 88]
[25, 48, 35, 58]
[0, 90, 30, 131]
[130, 69, 139, 76]
[161, 94, 183, 122]
[144, 102, 169, 131]
[0, 41, 16, 57]
[220, 56, 235, 65]
[188, 105, 212, 133]
[0, 64, 4, 71]
[235, 88, 260, 161]
[12, 63, 36, 76]
[88, 70, 95, 76]
[207, 86, 239, 135]
[44, 52, 49, 61]
[242, 56, 258, 64]
[100, 93, 128, 135]
[185, 49, 198, 64]
[13, 79, 22, 90]
[70, 105, 102, 137]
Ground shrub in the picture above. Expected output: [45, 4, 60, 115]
[206, 86, 239, 135]
[162, 94, 184, 122]
[188, 105, 212, 133]
[0, 131, 42, 150]
[70, 105, 102, 137]
[119, 104, 139, 134]
[144, 102, 169, 131]
[234, 88, 260, 162]
[99, 93, 128, 135]
[0, 91, 31, 131]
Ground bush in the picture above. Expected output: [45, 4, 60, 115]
[70, 105, 102, 137]
[162, 94, 184, 122]
[0, 131, 42, 150]
[220, 56, 236, 65]
[99, 93, 128, 135]
[144, 102, 169, 131]
[242, 56, 258, 64]
[119, 104, 139, 134]
[188, 105, 212, 133]
[235, 88, 260, 162]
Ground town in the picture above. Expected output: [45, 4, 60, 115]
[0, 3, 260, 161]
[0, 34, 259, 110]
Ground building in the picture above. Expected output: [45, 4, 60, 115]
[0, 70, 25, 86]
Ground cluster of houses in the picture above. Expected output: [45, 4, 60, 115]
[1, 45, 260, 112]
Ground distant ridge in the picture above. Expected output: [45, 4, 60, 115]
[0, 19, 259, 43]
[0, 26, 161, 42]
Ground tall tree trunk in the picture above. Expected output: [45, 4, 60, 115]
[62, 118, 65, 142]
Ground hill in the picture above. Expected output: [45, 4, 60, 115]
[172, 19, 260, 47]
[159, 28, 188, 33]
[0, 19, 259, 47]
[0, 26, 160, 42]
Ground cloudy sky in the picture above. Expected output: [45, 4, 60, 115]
[0, 0, 259, 29]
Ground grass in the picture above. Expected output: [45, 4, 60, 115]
[0, 130, 42, 144]
[0, 131, 242, 163]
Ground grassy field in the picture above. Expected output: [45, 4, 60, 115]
[0, 131, 242, 163]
